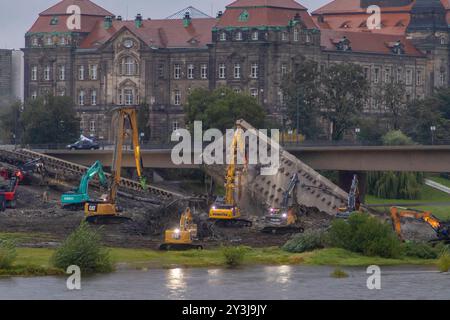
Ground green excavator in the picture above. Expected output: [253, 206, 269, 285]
[61, 160, 108, 210]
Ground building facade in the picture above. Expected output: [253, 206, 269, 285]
[23, 0, 449, 142]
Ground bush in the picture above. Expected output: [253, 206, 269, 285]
[327, 213, 402, 258]
[402, 242, 439, 259]
[51, 222, 113, 274]
[221, 246, 248, 267]
[331, 268, 348, 278]
[437, 246, 450, 272]
[0, 240, 17, 269]
[282, 230, 325, 253]
[382, 130, 414, 146]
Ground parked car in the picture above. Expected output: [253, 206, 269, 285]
[67, 139, 100, 150]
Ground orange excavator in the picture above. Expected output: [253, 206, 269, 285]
[390, 206, 450, 243]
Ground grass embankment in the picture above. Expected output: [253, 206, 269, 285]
[366, 182, 450, 220]
[0, 245, 437, 277]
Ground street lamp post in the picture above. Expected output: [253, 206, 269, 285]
[430, 125, 436, 145]
[355, 127, 361, 143]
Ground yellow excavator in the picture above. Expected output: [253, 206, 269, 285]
[85, 107, 146, 224]
[159, 207, 203, 251]
[390, 206, 450, 243]
[209, 124, 252, 228]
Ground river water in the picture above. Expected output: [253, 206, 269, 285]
[0, 265, 448, 300]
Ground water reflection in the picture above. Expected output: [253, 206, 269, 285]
[166, 268, 186, 299]
[264, 265, 292, 285]
[207, 269, 223, 286]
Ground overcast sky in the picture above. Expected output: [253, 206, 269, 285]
[0, 0, 330, 49]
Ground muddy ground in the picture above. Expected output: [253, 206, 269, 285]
[0, 182, 336, 250]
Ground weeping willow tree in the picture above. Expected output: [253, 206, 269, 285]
[367, 130, 424, 200]
[367, 172, 424, 200]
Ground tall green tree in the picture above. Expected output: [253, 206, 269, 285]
[402, 90, 450, 144]
[320, 63, 369, 141]
[21, 95, 79, 144]
[281, 60, 321, 139]
[186, 87, 266, 132]
[374, 81, 407, 130]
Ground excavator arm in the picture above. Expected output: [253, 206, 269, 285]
[109, 107, 146, 204]
[390, 206, 448, 241]
[77, 161, 108, 195]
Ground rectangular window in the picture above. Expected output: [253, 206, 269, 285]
[31, 66, 37, 81]
[282, 32, 288, 41]
[252, 31, 259, 41]
[234, 88, 241, 94]
[416, 70, 422, 86]
[201, 64, 208, 79]
[174, 90, 181, 105]
[250, 88, 258, 98]
[174, 64, 181, 79]
[79, 66, 85, 80]
[59, 65, 65, 81]
[220, 32, 227, 41]
[293, 29, 299, 42]
[124, 89, 133, 105]
[158, 64, 164, 78]
[31, 91, 37, 100]
[91, 90, 97, 106]
[187, 64, 194, 79]
[406, 69, 413, 85]
[235, 32, 243, 41]
[364, 67, 370, 81]
[172, 120, 179, 132]
[440, 72, 446, 86]
[219, 63, 226, 79]
[89, 65, 98, 80]
[251, 63, 259, 79]
[44, 66, 50, 81]
[385, 68, 391, 83]
[281, 64, 288, 76]
[234, 63, 241, 79]
[89, 120, 96, 132]
[373, 68, 380, 84]
[79, 90, 85, 106]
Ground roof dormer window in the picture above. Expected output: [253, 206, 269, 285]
[235, 31, 243, 41]
[388, 40, 405, 55]
[219, 32, 227, 41]
[333, 36, 352, 51]
[238, 10, 249, 22]
[340, 21, 351, 29]
[50, 16, 59, 25]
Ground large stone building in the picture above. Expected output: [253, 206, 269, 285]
[23, 0, 449, 142]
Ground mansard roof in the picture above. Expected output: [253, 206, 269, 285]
[28, 0, 113, 34]
[321, 29, 424, 56]
[312, 0, 450, 35]
[227, 0, 306, 10]
[217, 0, 317, 29]
[40, 0, 113, 16]
[80, 18, 217, 49]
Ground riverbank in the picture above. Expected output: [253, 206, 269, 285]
[0, 246, 438, 277]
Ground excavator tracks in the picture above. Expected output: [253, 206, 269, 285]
[0, 148, 184, 202]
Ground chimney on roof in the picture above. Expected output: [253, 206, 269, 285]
[117, 16, 122, 21]
[135, 13, 143, 28]
[183, 12, 192, 27]
[216, 11, 223, 19]
[104, 16, 113, 29]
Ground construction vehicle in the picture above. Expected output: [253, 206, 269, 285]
[159, 207, 203, 251]
[85, 107, 146, 224]
[209, 124, 252, 228]
[390, 206, 450, 243]
[61, 161, 108, 210]
[0, 173, 20, 209]
[336, 174, 361, 219]
[262, 173, 304, 234]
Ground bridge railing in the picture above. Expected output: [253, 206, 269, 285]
[8, 138, 450, 151]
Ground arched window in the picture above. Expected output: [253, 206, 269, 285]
[121, 56, 138, 76]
